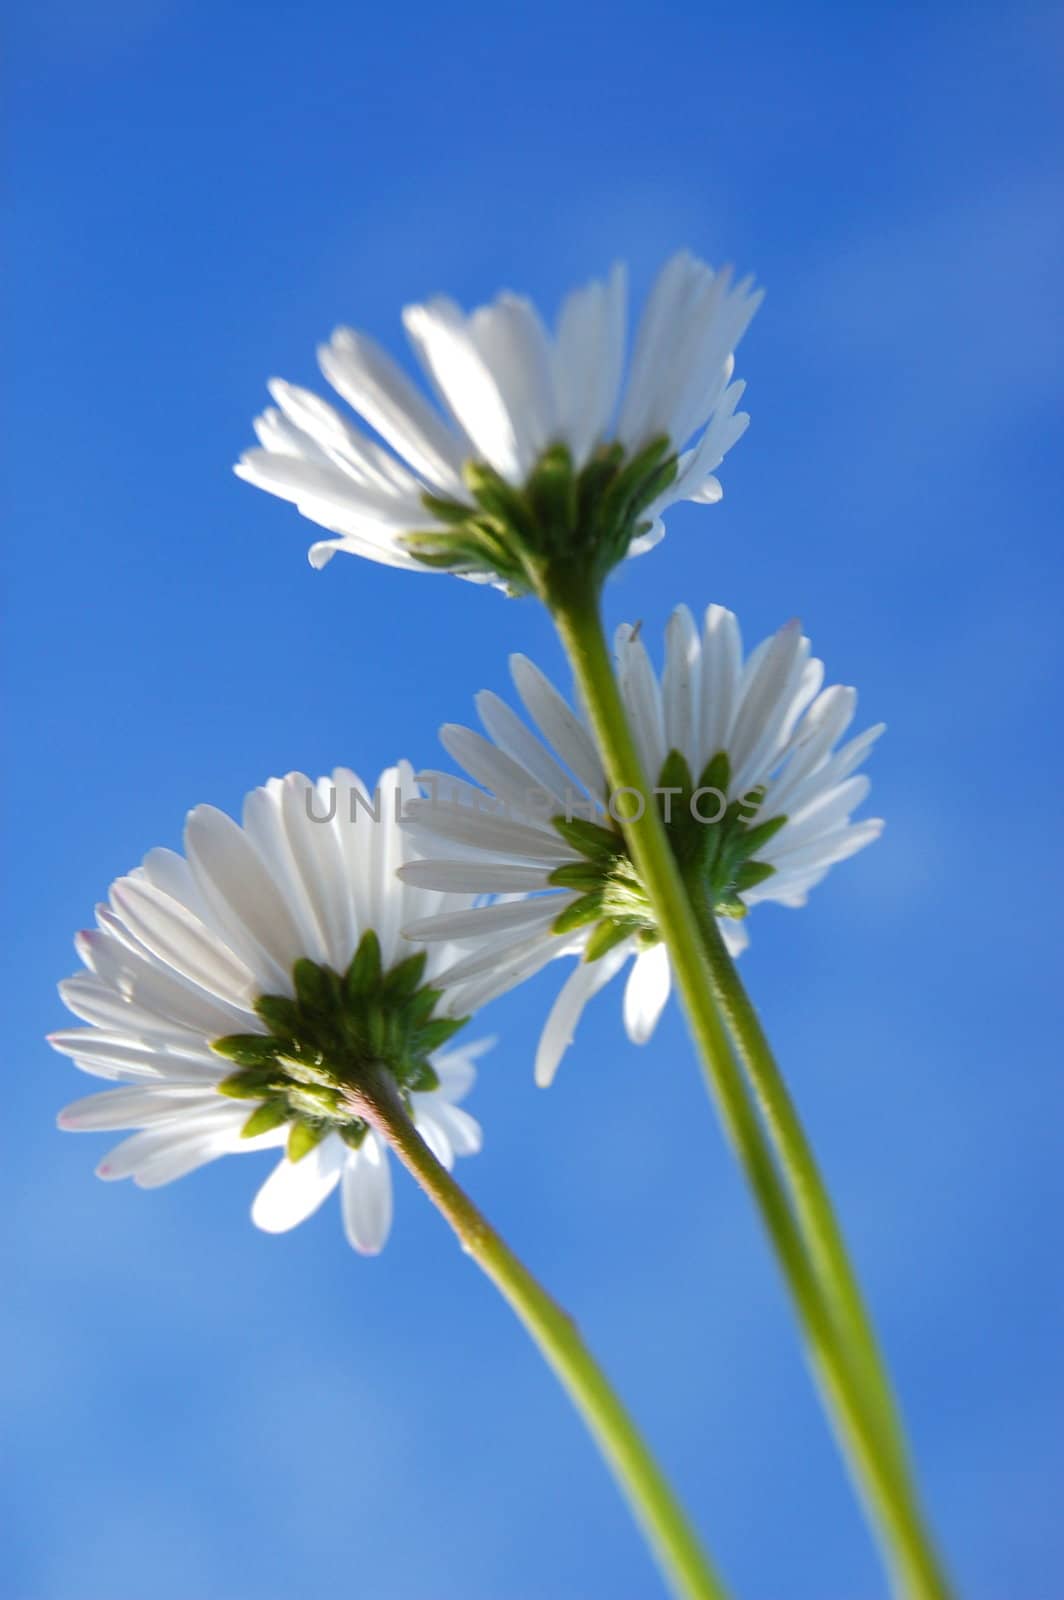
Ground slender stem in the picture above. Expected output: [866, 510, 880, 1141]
[548, 577, 952, 1600]
[687, 884, 910, 1478]
[345, 1066, 731, 1600]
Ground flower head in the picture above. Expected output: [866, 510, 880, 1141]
[398, 607, 884, 1085]
[50, 764, 488, 1254]
[236, 253, 760, 595]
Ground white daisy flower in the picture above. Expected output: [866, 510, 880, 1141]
[50, 764, 489, 1255]
[235, 252, 761, 594]
[398, 606, 884, 1086]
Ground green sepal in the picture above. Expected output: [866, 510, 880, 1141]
[525, 444, 576, 551]
[407, 985, 442, 1029]
[735, 785, 767, 824]
[697, 750, 732, 795]
[576, 442, 625, 527]
[400, 531, 480, 572]
[218, 1065, 282, 1099]
[552, 892, 605, 935]
[584, 918, 635, 962]
[420, 491, 476, 526]
[734, 860, 777, 893]
[253, 994, 300, 1038]
[552, 815, 621, 859]
[340, 1121, 370, 1151]
[599, 436, 671, 530]
[345, 930, 382, 999]
[211, 1035, 285, 1069]
[287, 1118, 327, 1163]
[464, 461, 536, 540]
[629, 456, 679, 518]
[364, 1003, 389, 1058]
[418, 1015, 467, 1053]
[293, 958, 339, 1015]
[241, 1099, 289, 1139]
[383, 950, 428, 999]
[735, 813, 787, 858]
[548, 860, 607, 892]
[715, 894, 749, 921]
[405, 1060, 441, 1093]
[657, 748, 694, 800]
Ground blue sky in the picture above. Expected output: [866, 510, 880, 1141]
[5, 2, 1063, 1596]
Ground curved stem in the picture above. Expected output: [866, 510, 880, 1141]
[548, 578, 952, 1600]
[687, 886, 910, 1478]
[346, 1066, 731, 1600]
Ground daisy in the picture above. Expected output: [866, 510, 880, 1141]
[235, 252, 761, 594]
[49, 764, 489, 1254]
[398, 606, 884, 1086]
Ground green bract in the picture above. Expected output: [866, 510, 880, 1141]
[212, 932, 467, 1163]
[403, 438, 676, 597]
[548, 750, 785, 959]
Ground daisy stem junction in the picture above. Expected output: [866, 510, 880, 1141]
[345, 1062, 731, 1600]
[545, 571, 952, 1600]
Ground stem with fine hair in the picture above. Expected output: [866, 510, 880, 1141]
[545, 570, 952, 1600]
[684, 877, 910, 1479]
[344, 1064, 731, 1600]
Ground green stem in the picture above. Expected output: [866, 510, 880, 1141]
[687, 886, 911, 1478]
[347, 1066, 731, 1600]
[547, 576, 952, 1600]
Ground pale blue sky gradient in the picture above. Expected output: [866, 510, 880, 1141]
[5, 3, 1063, 1596]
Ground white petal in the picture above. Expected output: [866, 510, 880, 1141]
[729, 620, 805, 790]
[475, 690, 577, 811]
[699, 605, 742, 764]
[251, 1135, 347, 1234]
[401, 802, 568, 864]
[397, 860, 556, 895]
[509, 654, 606, 799]
[467, 294, 557, 478]
[403, 895, 563, 943]
[616, 627, 666, 781]
[403, 297, 521, 482]
[340, 1134, 394, 1254]
[242, 780, 330, 967]
[57, 1086, 219, 1131]
[622, 943, 672, 1044]
[414, 1109, 454, 1170]
[96, 1102, 249, 1184]
[57, 973, 220, 1049]
[318, 327, 467, 495]
[235, 450, 422, 527]
[553, 264, 627, 464]
[184, 804, 304, 990]
[718, 919, 749, 958]
[420, 1099, 482, 1158]
[432, 1038, 491, 1100]
[109, 877, 260, 1009]
[268, 378, 423, 495]
[70, 929, 255, 1035]
[663, 605, 701, 771]
[306, 533, 424, 572]
[364, 763, 415, 968]
[279, 774, 355, 971]
[535, 944, 632, 1087]
[439, 723, 557, 820]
